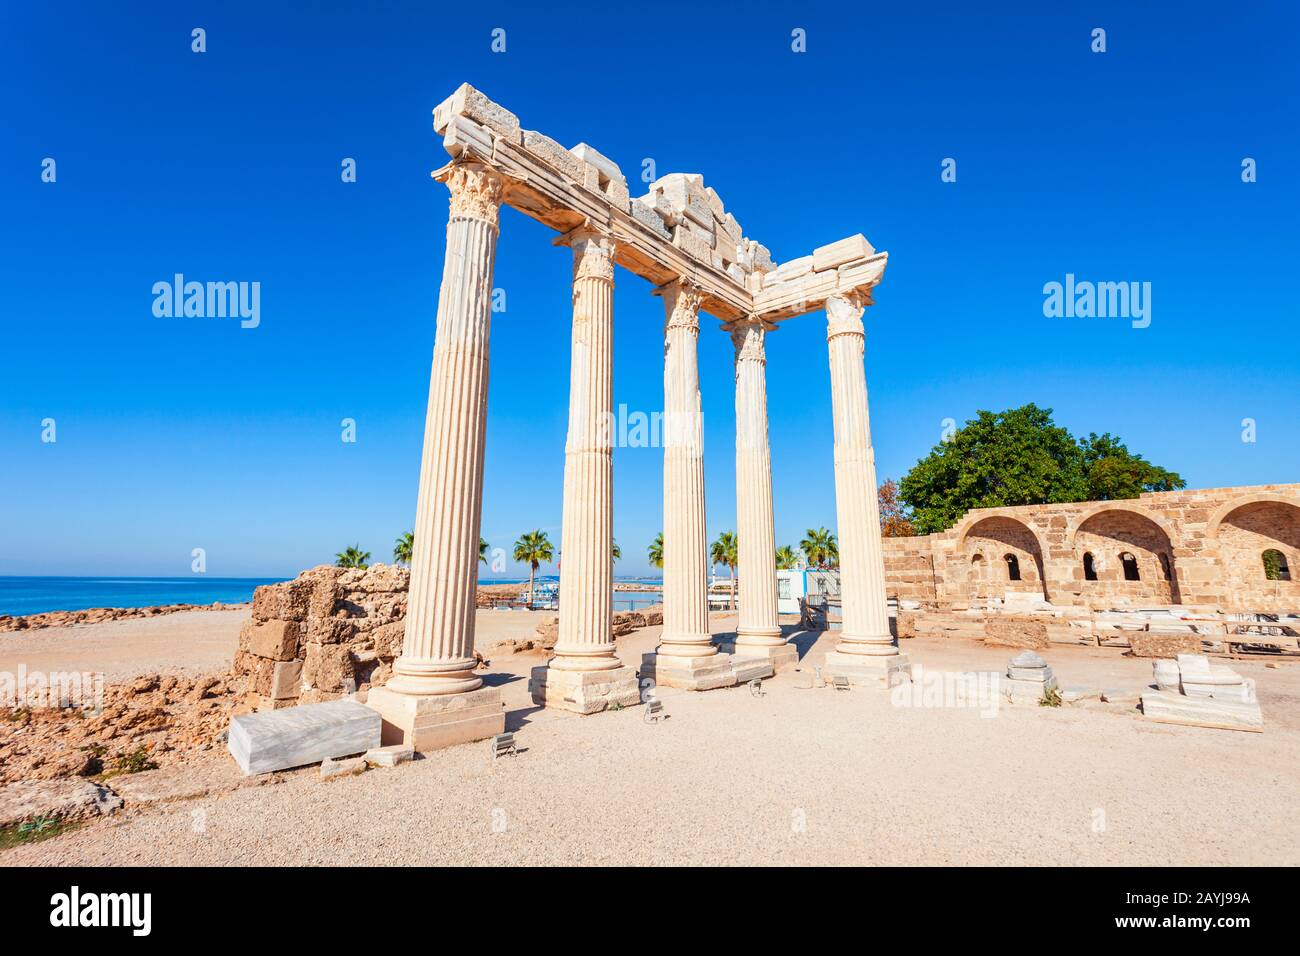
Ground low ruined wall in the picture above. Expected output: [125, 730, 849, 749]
[232, 565, 408, 711]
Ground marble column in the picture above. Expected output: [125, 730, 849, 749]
[731, 321, 798, 670]
[820, 291, 911, 687]
[529, 227, 639, 713]
[655, 280, 715, 659]
[367, 162, 507, 748]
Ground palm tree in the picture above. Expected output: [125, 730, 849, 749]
[711, 531, 738, 609]
[335, 544, 370, 569]
[479, 537, 490, 565]
[775, 545, 799, 570]
[647, 532, 664, 570]
[512, 530, 554, 608]
[800, 527, 838, 569]
[393, 532, 414, 566]
[612, 540, 622, 562]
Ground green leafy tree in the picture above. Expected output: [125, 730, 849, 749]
[775, 545, 799, 570]
[512, 530, 554, 607]
[393, 532, 414, 566]
[800, 527, 838, 568]
[335, 545, 370, 569]
[479, 537, 490, 565]
[612, 540, 622, 563]
[1078, 432, 1185, 500]
[899, 405, 1184, 533]
[711, 531, 738, 609]
[647, 532, 664, 570]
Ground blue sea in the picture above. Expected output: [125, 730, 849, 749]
[0, 577, 289, 617]
[0, 575, 664, 617]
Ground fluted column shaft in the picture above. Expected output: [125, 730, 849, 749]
[732, 322, 783, 645]
[552, 229, 621, 672]
[826, 292, 895, 655]
[658, 281, 715, 656]
[390, 163, 504, 695]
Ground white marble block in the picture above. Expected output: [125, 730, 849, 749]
[228, 699, 382, 776]
[1141, 691, 1263, 733]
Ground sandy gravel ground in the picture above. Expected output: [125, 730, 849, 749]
[0, 609, 251, 683]
[5, 612, 1298, 866]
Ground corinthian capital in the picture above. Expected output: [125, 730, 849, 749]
[730, 320, 767, 365]
[661, 279, 703, 333]
[826, 291, 870, 340]
[442, 163, 505, 227]
[563, 227, 617, 283]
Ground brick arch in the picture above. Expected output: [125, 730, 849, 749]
[1070, 505, 1179, 605]
[960, 515, 1047, 599]
[1206, 496, 1300, 613]
[1205, 493, 1300, 541]
[1066, 501, 1179, 551]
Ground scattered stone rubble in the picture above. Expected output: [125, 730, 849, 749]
[0, 672, 239, 785]
[1141, 654, 1263, 732]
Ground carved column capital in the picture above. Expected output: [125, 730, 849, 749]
[826, 291, 871, 341]
[660, 279, 703, 334]
[730, 320, 767, 365]
[562, 227, 617, 284]
[440, 163, 505, 228]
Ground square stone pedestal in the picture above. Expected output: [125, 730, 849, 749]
[529, 664, 640, 715]
[641, 652, 774, 691]
[733, 641, 800, 673]
[820, 650, 912, 688]
[365, 684, 504, 752]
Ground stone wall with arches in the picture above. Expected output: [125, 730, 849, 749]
[881, 483, 1300, 612]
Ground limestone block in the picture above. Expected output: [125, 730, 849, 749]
[770, 255, 814, 284]
[269, 659, 304, 700]
[750, 242, 774, 273]
[252, 579, 311, 622]
[1002, 674, 1058, 700]
[713, 231, 738, 263]
[306, 617, 357, 645]
[442, 114, 494, 162]
[302, 642, 356, 693]
[433, 83, 521, 141]
[1141, 691, 1263, 733]
[813, 234, 875, 271]
[569, 142, 624, 184]
[671, 224, 712, 262]
[703, 185, 726, 219]
[247, 620, 301, 661]
[1007, 665, 1054, 682]
[1129, 631, 1204, 658]
[319, 756, 368, 781]
[228, 700, 382, 775]
[363, 745, 414, 768]
[529, 665, 641, 714]
[1177, 654, 1211, 675]
[1010, 650, 1047, 668]
[642, 653, 737, 691]
[721, 212, 744, 242]
[820, 651, 912, 688]
[366, 685, 505, 750]
[523, 129, 586, 183]
[733, 641, 800, 672]
[1153, 659, 1181, 692]
[630, 198, 672, 239]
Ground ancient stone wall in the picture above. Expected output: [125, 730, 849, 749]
[882, 484, 1300, 614]
[232, 565, 409, 712]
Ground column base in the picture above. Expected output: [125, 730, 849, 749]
[366, 685, 504, 752]
[821, 650, 912, 688]
[528, 664, 640, 715]
[733, 640, 800, 672]
[641, 651, 773, 692]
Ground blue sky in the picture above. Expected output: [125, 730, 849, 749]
[2, 1, 1297, 578]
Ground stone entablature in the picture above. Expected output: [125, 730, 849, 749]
[883, 484, 1300, 613]
[431, 83, 886, 326]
